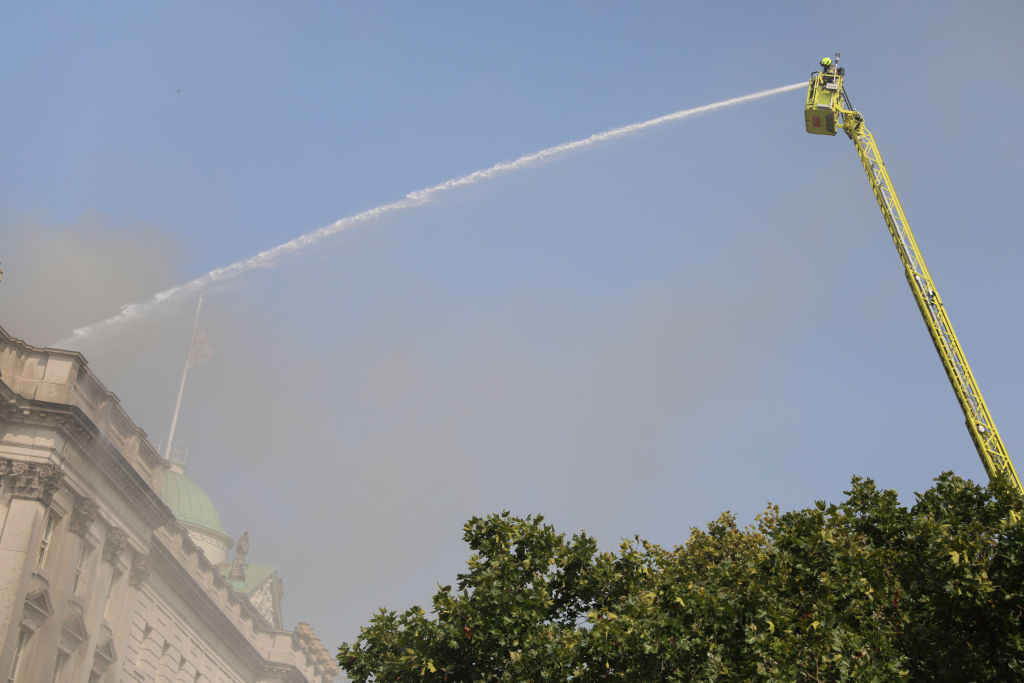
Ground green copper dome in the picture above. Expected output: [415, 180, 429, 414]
[161, 470, 231, 538]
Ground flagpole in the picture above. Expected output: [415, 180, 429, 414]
[165, 293, 205, 461]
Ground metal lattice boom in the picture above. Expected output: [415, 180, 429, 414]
[805, 62, 1023, 494]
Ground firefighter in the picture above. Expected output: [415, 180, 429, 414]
[820, 57, 836, 84]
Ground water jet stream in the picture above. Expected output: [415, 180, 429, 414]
[56, 82, 805, 347]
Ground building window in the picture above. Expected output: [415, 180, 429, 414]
[50, 653, 67, 683]
[37, 511, 59, 567]
[8, 628, 30, 682]
[73, 543, 93, 594]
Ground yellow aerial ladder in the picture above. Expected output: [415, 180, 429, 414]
[805, 55, 1024, 495]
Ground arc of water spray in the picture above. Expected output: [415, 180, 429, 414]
[56, 82, 806, 348]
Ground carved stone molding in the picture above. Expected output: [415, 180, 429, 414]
[294, 621, 334, 673]
[129, 552, 151, 587]
[21, 588, 54, 633]
[103, 527, 129, 564]
[69, 495, 99, 537]
[59, 603, 88, 655]
[92, 632, 117, 673]
[6, 459, 63, 504]
[294, 621, 315, 649]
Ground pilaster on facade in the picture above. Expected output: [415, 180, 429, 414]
[0, 469, 62, 677]
[75, 525, 127, 680]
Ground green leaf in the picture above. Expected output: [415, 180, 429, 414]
[340, 473, 1024, 681]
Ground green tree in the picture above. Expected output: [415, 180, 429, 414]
[338, 473, 1024, 681]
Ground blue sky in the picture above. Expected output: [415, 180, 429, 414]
[4, 1, 1024, 667]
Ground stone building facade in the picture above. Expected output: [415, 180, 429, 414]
[0, 326, 336, 682]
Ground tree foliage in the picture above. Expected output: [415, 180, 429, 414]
[338, 473, 1024, 680]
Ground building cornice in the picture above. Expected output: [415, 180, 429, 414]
[150, 538, 260, 653]
[152, 525, 335, 681]
[0, 392, 173, 530]
[0, 326, 166, 489]
[149, 537, 318, 680]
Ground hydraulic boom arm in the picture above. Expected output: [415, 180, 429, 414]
[805, 58, 1024, 494]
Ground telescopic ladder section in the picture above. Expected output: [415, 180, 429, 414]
[805, 62, 1024, 494]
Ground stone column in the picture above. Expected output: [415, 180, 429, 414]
[101, 528, 129, 625]
[80, 526, 128, 681]
[118, 552, 153, 679]
[56, 493, 100, 681]
[0, 460, 62, 677]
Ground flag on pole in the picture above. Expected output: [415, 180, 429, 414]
[187, 327, 213, 368]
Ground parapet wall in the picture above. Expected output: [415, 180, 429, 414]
[0, 327, 165, 493]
